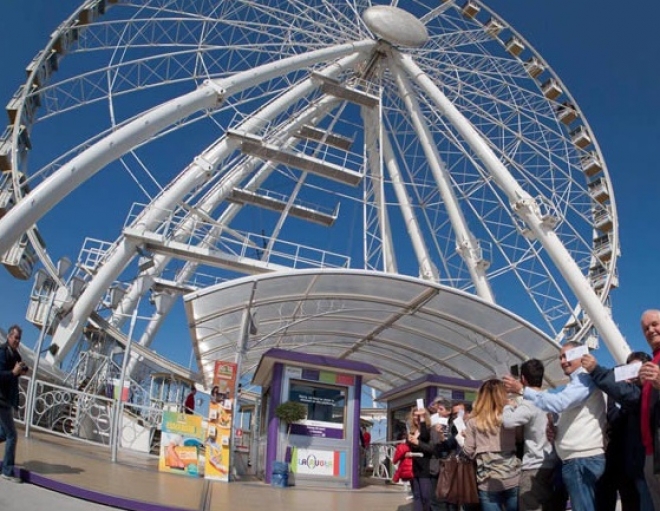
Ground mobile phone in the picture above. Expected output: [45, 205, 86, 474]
[510, 364, 520, 378]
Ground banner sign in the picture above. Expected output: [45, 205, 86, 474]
[291, 448, 347, 477]
[289, 420, 344, 439]
[205, 360, 238, 482]
[158, 411, 204, 477]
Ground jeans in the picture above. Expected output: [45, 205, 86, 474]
[635, 475, 655, 511]
[478, 487, 518, 511]
[519, 467, 566, 511]
[411, 476, 433, 511]
[643, 455, 660, 511]
[561, 455, 605, 511]
[0, 406, 17, 476]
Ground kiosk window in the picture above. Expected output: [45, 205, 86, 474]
[289, 381, 346, 425]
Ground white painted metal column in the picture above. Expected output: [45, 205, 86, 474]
[396, 51, 630, 363]
[362, 106, 397, 274]
[390, 57, 494, 301]
[381, 129, 438, 281]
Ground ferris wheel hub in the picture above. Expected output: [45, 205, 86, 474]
[362, 6, 429, 48]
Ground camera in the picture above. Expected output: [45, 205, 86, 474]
[19, 362, 28, 373]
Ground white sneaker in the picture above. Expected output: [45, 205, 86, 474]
[1, 473, 22, 483]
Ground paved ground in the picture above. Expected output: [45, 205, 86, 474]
[0, 477, 117, 511]
[3, 429, 412, 511]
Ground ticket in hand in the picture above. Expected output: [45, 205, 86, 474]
[614, 361, 642, 382]
[453, 416, 466, 433]
[431, 413, 449, 426]
[565, 344, 589, 361]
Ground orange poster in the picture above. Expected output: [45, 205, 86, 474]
[205, 360, 237, 481]
[158, 411, 205, 477]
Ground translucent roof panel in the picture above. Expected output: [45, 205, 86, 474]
[184, 269, 565, 392]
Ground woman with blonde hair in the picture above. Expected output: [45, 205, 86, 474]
[406, 406, 433, 511]
[463, 379, 521, 511]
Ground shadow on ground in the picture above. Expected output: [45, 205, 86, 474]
[22, 460, 84, 475]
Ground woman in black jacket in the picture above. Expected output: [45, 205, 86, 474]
[407, 407, 433, 511]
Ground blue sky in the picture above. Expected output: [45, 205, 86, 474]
[0, 0, 658, 374]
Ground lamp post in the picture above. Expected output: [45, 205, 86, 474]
[110, 305, 139, 462]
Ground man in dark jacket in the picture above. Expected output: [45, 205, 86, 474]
[0, 325, 27, 482]
[582, 351, 654, 510]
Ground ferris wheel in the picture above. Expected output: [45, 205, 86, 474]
[0, 0, 628, 375]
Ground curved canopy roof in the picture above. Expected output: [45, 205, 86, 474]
[184, 269, 565, 393]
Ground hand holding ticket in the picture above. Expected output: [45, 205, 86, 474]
[565, 344, 589, 361]
[614, 361, 642, 382]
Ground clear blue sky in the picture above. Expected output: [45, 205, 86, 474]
[0, 0, 658, 373]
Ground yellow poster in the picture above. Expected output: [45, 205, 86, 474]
[205, 360, 237, 482]
[158, 411, 205, 477]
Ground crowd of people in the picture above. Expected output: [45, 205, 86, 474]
[390, 308, 660, 511]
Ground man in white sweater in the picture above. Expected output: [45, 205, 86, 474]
[503, 342, 606, 511]
[503, 359, 564, 511]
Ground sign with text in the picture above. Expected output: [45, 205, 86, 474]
[205, 360, 237, 482]
[158, 412, 204, 477]
[291, 448, 346, 477]
[289, 419, 344, 439]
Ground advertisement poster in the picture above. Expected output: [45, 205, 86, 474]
[291, 448, 346, 478]
[205, 360, 237, 482]
[158, 411, 205, 477]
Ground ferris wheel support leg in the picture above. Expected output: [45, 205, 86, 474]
[0, 40, 376, 258]
[362, 106, 397, 274]
[390, 59, 494, 301]
[381, 126, 437, 281]
[397, 51, 631, 364]
[125, 293, 177, 378]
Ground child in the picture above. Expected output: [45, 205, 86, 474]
[392, 432, 414, 483]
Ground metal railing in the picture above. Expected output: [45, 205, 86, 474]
[18, 374, 172, 457]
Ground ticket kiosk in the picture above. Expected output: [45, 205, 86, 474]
[253, 348, 380, 488]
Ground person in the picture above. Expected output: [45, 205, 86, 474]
[392, 431, 415, 484]
[407, 407, 433, 511]
[426, 397, 453, 511]
[361, 425, 371, 449]
[210, 385, 220, 404]
[581, 350, 654, 511]
[360, 425, 372, 472]
[503, 341, 606, 511]
[462, 378, 521, 511]
[0, 325, 27, 483]
[447, 401, 481, 511]
[502, 359, 563, 511]
[636, 309, 660, 508]
[417, 398, 474, 511]
[184, 385, 196, 414]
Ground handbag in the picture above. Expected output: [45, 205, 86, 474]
[436, 455, 479, 505]
[436, 455, 458, 501]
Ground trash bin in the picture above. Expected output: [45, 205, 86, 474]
[271, 461, 289, 488]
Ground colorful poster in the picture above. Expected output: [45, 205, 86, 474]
[291, 448, 346, 477]
[205, 360, 237, 482]
[158, 411, 205, 477]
